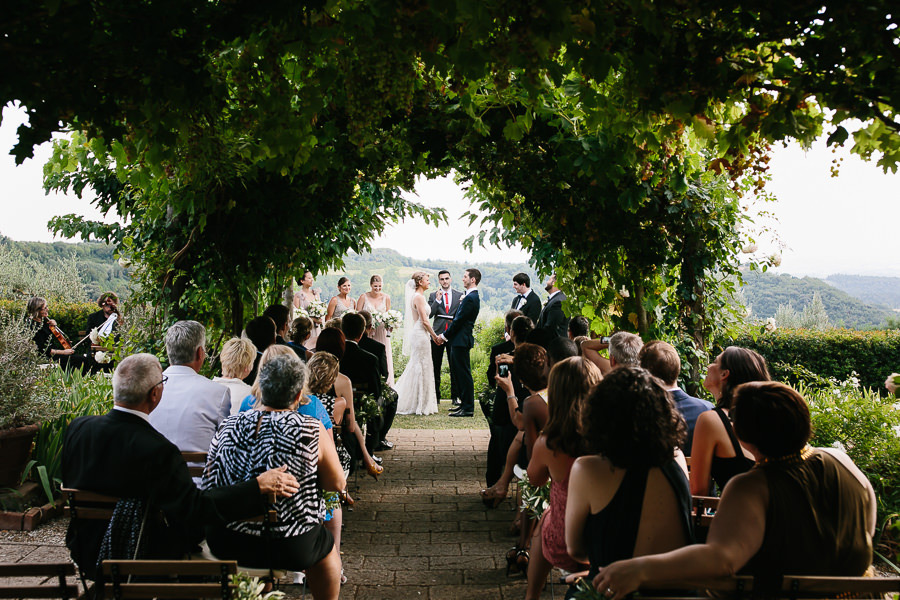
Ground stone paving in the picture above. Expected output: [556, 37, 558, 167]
[0, 428, 565, 599]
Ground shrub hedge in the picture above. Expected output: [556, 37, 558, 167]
[719, 328, 900, 393]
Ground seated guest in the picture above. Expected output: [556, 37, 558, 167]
[547, 336, 578, 367]
[149, 320, 231, 457]
[204, 354, 345, 599]
[566, 367, 691, 597]
[213, 337, 256, 415]
[85, 291, 119, 334]
[524, 357, 601, 600]
[484, 342, 550, 503]
[262, 304, 292, 345]
[593, 382, 876, 598]
[357, 310, 388, 378]
[483, 310, 524, 489]
[316, 328, 383, 479]
[341, 312, 396, 453]
[567, 315, 590, 340]
[242, 316, 277, 384]
[690, 346, 769, 496]
[287, 315, 315, 361]
[239, 345, 331, 430]
[639, 341, 712, 456]
[24, 296, 89, 373]
[581, 331, 643, 375]
[62, 353, 298, 580]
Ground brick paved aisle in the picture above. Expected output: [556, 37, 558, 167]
[336, 428, 560, 600]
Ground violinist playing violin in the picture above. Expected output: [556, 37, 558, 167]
[86, 292, 118, 334]
[25, 296, 90, 373]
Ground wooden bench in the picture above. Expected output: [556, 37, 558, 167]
[181, 451, 208, 479]
[0, 563, 78, 599]
[638, 574, 900, 599]
[101, 560, 235, 599]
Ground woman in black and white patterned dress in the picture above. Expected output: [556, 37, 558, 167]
[203, 354, 345, 599]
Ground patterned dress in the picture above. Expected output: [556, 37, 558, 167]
[316, 392, 352, 474]
[203, 410, 324, 537]
[331, 296, 355, 320]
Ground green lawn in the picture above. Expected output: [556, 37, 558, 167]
[392, 399, 489, 430]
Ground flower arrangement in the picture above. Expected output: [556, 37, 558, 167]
[295, 308, 310, 320]
[230, 573, 285, 600]
[93, 351, 111, 364]
[518, 470, 551, 520]
[306, 299, 327, 320]
[763, 317, 777, 333]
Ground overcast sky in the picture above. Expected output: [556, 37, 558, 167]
[2, 104, 898, 277]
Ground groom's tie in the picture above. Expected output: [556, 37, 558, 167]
[444, 291, 449, 310]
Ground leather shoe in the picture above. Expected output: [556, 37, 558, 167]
[449, 411, 473, 417]
[372, 455, 383, 465]
[451, 398, 461, 407]
[376, 440, 394, 451]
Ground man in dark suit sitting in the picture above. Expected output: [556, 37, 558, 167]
[62, 353, 298, 579]
[341, 313, 396, 452]
[357, 310, 389, 378]
[639, 340, 713, 456]
[510, 273, 541, 323]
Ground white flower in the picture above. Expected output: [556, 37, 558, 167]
[618, 286, 630, 298]
[886, 373, 899, 395]
[117, 256, 131, 268]
[306, 300, 327, 319]
[741, 242, 759, 254]
[94, 351, 111, 364]
[89, 327, 101, 344]
[295, 308, 310, 320]
[831, 440, 846, 452]
[893, 425, 900, 439]
[848, 376, 860, 389]
[764, 317, 777, 333]
[769, 253, 782, 267]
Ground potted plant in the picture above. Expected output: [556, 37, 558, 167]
[0, 312, 63, 488]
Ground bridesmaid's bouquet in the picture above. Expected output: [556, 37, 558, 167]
[382, 309, 402, 330]
[295, 308, 310, 320]
[307, 299, 327, 320]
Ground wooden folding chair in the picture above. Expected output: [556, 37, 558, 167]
[0, 563, 77, 599]
[101, 560, 236, 599]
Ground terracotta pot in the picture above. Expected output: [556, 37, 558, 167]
[0, 424, 40, 488]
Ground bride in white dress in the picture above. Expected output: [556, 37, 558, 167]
[395, 271, 440, 415]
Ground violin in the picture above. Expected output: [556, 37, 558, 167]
[45, 318, 73, 350]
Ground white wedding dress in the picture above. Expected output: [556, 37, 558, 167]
[395, 290, 438, 415]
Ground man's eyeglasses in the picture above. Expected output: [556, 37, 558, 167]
[147, 375, 168, 395]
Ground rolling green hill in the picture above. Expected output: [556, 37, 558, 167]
[740, 270, 894, 329]
[824, 274, 900, 310]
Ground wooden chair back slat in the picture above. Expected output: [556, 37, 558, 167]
[0, 562, 77, 600]
[182, 452, 208, 478]
[62, 488, 119, 521]
[101, 560, 236, 600]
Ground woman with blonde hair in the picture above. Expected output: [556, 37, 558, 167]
[395, 271, 441, 415]
[213, 338, 257, 415]
[357, 274, 395, 385]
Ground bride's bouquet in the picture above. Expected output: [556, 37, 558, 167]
[306, 299, 327, 320]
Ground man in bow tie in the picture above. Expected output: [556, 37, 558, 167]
[510, 273, 541, 323]
[428, 270, 463, 405]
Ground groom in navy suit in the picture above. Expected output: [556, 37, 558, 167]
[438, 268, 481, 417]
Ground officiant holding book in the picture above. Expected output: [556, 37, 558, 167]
[428, 270, 462, 404]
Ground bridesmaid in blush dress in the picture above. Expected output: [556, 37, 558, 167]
[358, 274, 394, 387]
[326, 277, 356, 322]
[294, 270, 323, 349]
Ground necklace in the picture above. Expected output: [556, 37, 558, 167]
[756, 445, 813, 467]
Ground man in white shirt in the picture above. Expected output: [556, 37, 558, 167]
[149, 320, 231, 461]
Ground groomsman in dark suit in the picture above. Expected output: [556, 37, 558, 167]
[438, 268, 481, 417]
[510, 273, 541, 323]
[538, 273, 568, 338]
[428, 270, 463, 404]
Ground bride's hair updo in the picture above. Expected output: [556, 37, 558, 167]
[411, 271, 428, 289]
